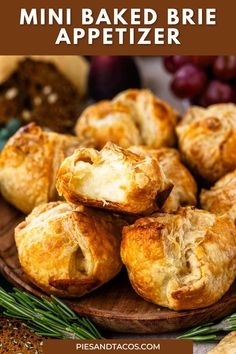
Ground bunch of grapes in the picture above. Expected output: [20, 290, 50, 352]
[163, 56, 236, 106]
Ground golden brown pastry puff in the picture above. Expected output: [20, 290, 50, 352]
[128, 146, 197, 212]
[0, 123, 91, 214]
[75, 89, 178, 149]
[121, 207, 236, 310]
[75, 100, 142, 149]
[15, 201, 123, 297]
[200, 169, 236, 221]
[207, 332, 236, 354]
[176, 103, 236, 183]
[56, 142, 173, 215]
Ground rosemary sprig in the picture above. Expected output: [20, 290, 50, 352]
[178, 313, 236, 342]
[0, 287, 103, 339]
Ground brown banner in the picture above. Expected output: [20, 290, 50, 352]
[43, 340, 193, 354]
[0, 0, 235, 54]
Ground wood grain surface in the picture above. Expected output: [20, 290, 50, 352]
[1, 196, 236, 334]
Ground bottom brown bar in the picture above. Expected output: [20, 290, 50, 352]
[43, 339, 193, 354]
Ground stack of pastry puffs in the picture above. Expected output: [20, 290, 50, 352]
[1, 89, 236, 312]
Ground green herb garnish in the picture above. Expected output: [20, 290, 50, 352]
[0, 287, 103, 339]
[178, 313, 236, 342]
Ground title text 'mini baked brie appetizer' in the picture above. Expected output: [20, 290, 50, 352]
[15, 202, 123, 297]
[128, 146, 197, 212]
[0, 123, 92, 214]
[200, 169, 236, 222]
[176, 103, 236, 183]
[121, 207, 236, 310]
[75, 89, 178, 149]
[56, 142, 173, 215]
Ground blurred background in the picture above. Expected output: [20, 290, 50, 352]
[87, 56, 236, 108]
[0, 55, 235, 149]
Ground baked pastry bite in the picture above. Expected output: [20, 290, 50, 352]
[176, 103, 236, 183]
[15, 202, 123, 297]
[56, 142, 173, 215]
[200, 169, 236, 222]
[0, 123, 91, 214]
[114, 89, 178, 147]
[121, 207, 236, 310]
[207, 332, 236, 354]
[75, 89, 178, 149]
[75, 100, 142, 149]
[128, 146, 197, 212]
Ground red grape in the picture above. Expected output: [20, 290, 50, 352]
[213, 56, 236, 80]
[88, 56, 141, 101]
[171, 64, 207, 99]
[201, 80, 236, 106]
[163, 56, 192, 74]
[163, 56, 236, 106]
[191, 56, 216, 68]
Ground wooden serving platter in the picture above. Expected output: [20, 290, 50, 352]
[1, 196, 236, 334]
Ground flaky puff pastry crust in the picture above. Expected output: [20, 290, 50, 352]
[15, 201, 123, 297]
[128, 146, 197, 212]
[75, 100, 142, 149]
[0, 123, 92, 214]
[200, 169, 236, 222]
[56, 142, 173, 215]
[75, 89, 178, 149]
[176, 103, 236, 183]
[121, 207, 236, 310]
[207, 332, 236, 354]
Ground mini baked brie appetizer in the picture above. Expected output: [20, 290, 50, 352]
[176, 103, 236, 183]
[207, 332, 236, 354]
[15, 201, 123, 297]
[200, 169, 236, 222]
[56, 143, 173, 215]
[75, 89, 178, 149]
[0, 123, 91, 214]
[121, 207, 236, 310]
[75, 100, 141, 149]
[128, 146, 197, 212]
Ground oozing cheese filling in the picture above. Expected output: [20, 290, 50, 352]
[74, 160, 131, 203]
